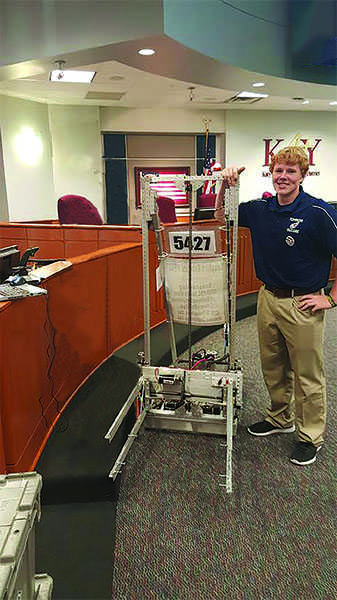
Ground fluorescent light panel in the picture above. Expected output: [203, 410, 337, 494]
[50, 70, 96, 83]
[237, 90, 269, 98]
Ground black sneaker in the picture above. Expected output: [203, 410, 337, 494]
[247, 419, 295, 437]
[290, 442, 322, 465]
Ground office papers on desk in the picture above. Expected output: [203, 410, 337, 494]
[29, 260, 72, 281]
[0, 282, 47, 302]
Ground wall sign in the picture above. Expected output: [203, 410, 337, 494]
[261, 135, 322, 177]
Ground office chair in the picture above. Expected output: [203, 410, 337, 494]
[156, 196, 177, 223]
[193, 193, 216, 221]
[198, 193, 216, 208]
[57, 195, 103, 225]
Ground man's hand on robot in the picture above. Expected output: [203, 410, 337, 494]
[221, 166, 245, 187]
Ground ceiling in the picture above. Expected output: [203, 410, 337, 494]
[0, 36, 336, 112]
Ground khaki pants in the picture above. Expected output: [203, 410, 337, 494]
[257, 286, 326, 446]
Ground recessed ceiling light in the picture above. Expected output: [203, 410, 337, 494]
[252, 82, 265, 87]
[110, 75, 125, 81]
[237, 90, 269, 98]
[302, 100, 310, 104]
[138, 48, 155, 56]
[49, 70, 96, 83]
[329, 100, 337, 105]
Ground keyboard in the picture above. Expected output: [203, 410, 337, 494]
[0, 282, 47, 302]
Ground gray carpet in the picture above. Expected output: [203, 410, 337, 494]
[112, 310, 337, 600]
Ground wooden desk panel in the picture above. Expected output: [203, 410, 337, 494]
[0, 296, 53, 470]
[0, 242, 166, 472]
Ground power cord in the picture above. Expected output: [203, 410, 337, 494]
[43, 295, 68, 431]
[191, 349, 218, 370]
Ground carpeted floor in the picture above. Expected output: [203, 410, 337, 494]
[112, 310, 337, 600]
[35, 298, 256, 599]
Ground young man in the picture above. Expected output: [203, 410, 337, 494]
[215, 145, 337, 465]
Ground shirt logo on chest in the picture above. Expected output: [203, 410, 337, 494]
[285, 235, 295, 246]
[287, 217, 303, 234]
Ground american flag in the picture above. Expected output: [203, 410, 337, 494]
[202, 139, 215, 195]
[202, 157, 223, 196]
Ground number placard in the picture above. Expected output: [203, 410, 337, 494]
[168, 230, 216, 255]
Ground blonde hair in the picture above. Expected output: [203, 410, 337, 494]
[269, 145, 309, 177]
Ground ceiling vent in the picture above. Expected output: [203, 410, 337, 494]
[85, 91, 125, 101]
[224, 92, 267, 105]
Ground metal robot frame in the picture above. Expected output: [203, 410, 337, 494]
[105, 173, 242, 493]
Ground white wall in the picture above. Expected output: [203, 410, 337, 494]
[225, 111, 337, 203]
[0, 127, 9, 220]
[0, 97, 104, 221]
[100, 107, 226, 133]
[49, 105, 104, 219]
[0, 95, 55, 221]
[101, 107, 226, 224]
[1, 101, 336, 223]
[126, 134, 196, 224]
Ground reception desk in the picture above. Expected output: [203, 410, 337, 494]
[0, 221, 335, 473]
[0, 235, 165, 473]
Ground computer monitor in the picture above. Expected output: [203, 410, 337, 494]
[0, 245, 20, 282]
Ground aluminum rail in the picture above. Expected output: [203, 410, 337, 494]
[186, 181, 193, 369]
[229, 184, 240, 367]
[143, 174, 224, 184]
[152, 210, 177, 365]
[141, 214, 151, 365]
[105, 378, 143, 443]
[108, 408, 148, 480]
[225, 381, 234, 493]
[218, 381, 233, 493]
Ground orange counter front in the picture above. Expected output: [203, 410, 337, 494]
[0, 240, 165, 473]
[0, 223, 142, 259]
[0, 221, 262, 294]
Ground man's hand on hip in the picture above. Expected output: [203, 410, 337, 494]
[298, 294, 333, 313]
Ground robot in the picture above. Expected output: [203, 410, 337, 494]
[105, 173, 242, 493]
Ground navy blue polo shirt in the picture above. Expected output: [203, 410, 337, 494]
[238, 187, 337, 291]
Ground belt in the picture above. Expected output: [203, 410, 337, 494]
[264, 285, 320, 298]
